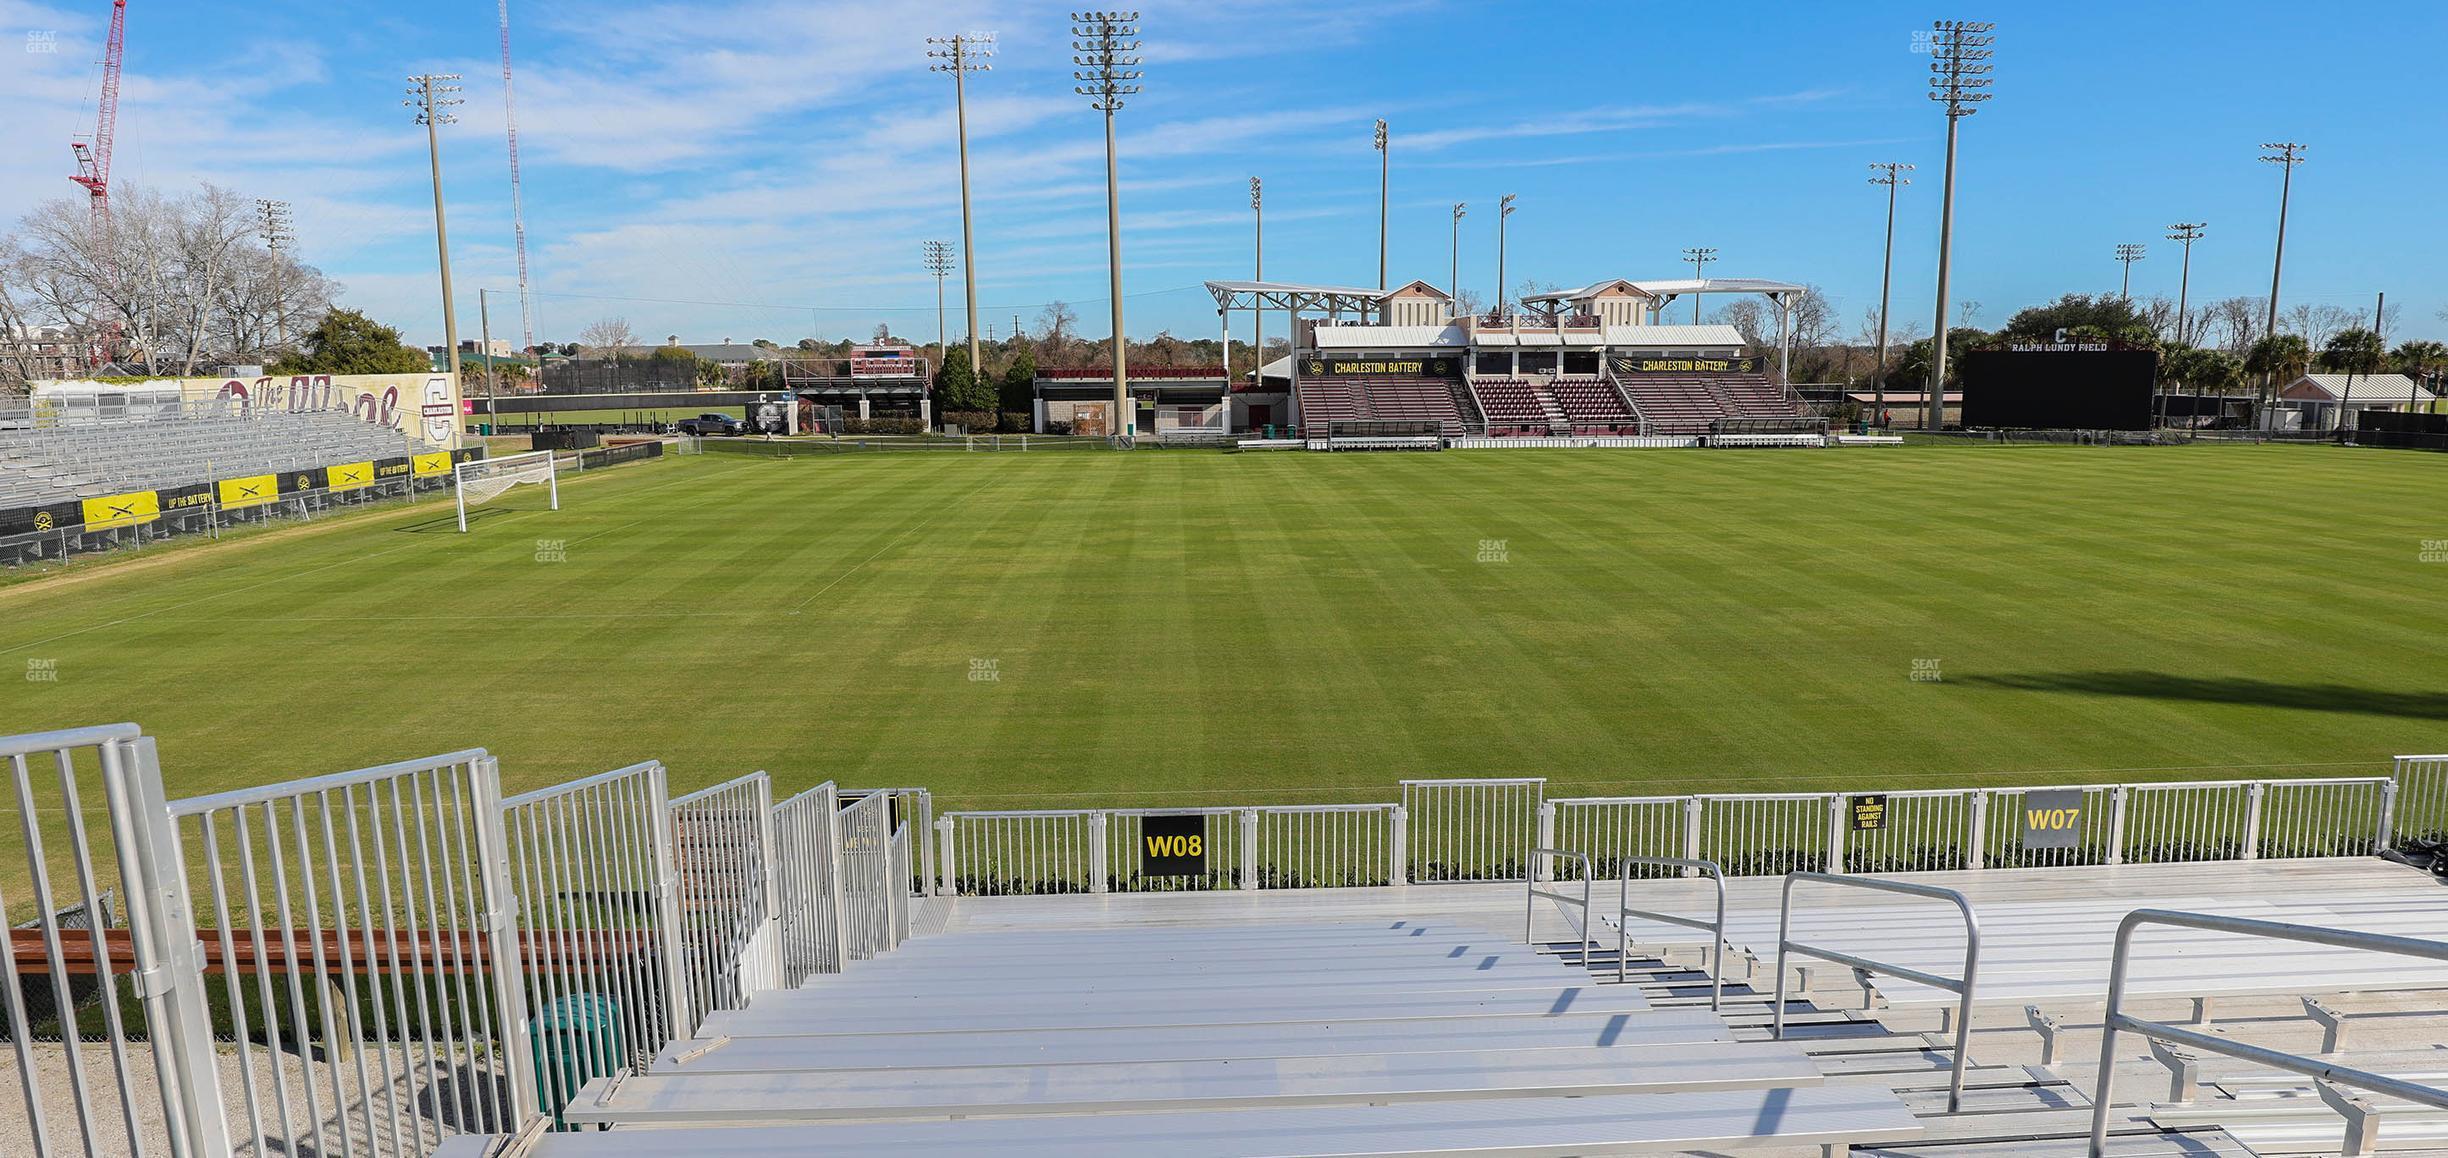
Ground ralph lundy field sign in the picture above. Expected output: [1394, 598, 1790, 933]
[1140, 814, 1207, 877]
[2022, 789, 2085, 850]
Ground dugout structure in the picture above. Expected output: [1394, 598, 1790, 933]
[1960, 345, 2160, 431]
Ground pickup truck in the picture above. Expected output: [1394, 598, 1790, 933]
[675, 413, 744, 436]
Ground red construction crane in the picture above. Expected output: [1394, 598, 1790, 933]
[70, 0, 128, 225]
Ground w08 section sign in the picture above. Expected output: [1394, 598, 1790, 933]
[1138, 814, 1208, 877]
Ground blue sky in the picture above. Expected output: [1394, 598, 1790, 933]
[4, 0, 2442, 349]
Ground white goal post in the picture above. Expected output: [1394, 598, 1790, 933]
[454, 450, 559, 532]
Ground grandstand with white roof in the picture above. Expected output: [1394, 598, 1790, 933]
[13, 723, 2448, 1157]
[1036, 276, 1828, 446]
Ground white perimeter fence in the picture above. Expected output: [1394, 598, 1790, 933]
[938, 761, 2448, 896]
[1, 725, 925, 1156]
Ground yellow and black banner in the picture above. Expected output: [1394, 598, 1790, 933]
[412, 451, 455, 478]
[326, 461, 376, 491]
[217, 474, 280, 510]
[1611, 355, 1764, 376]
[156, 483, 213, 516]
[1138, 814, 1208, 877]
[1302, 355, 1462, 379]
[81, 490, 161, 530]
[0, 501, 83, 537]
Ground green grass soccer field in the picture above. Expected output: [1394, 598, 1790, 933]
[4, 442, 2444, 812]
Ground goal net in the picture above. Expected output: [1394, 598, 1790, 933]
[454, 450, 559, 532]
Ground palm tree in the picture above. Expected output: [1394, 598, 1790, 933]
[2394, 339, 2448, 412]
[2318, 328, 2387, 427]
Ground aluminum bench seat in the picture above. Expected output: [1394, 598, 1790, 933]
[785, 958, 1593, 998]
[705, 982, 1651, 1036]
[567, 1041, 1827, 1125]
[444, 1087, 1920, 1156]
[823, 950, 1582, 985]
[652, 1009, 1736, 1073]
[875, 922, 1511, 954]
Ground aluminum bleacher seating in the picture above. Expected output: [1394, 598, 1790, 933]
[0, 405, 420, 507]
[1294, 379, 1363, 432]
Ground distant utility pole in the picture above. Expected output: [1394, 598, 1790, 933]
[927, 32, 993, 394]
[478, 287, 497, 395]
[1373, 119, 1389, 291]
[1449, 202, 1466, 315]
[923, 239, 955, 378]
[1073, 10, 1143, 438]
[255, 198, 295, 349]
[1681, 247, 1717, 323]
[407, 74, 465, 390]
[2166, 222, 2205, 344]
[1868, 164, 1912, 422]
[1495, 193, 1516, 317]
[1250, 177, 1263, 386]
[2258, 141, 2305, 409]
[1924, 20, 1994, 433]
[2115, 243, 2146, 301]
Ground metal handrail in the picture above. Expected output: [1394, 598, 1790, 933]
[2086, 909, 2448, 1157]
[1615, 856, 1727, 1010]
[1773, 871, 1981, 1113]
[1524, 848, 1592, 951]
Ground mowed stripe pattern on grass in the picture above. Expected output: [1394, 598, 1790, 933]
[2, 443, 2443, 815]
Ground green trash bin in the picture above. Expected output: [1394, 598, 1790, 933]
[530, 992, 623, 1125]
[479, 422, 495, 436]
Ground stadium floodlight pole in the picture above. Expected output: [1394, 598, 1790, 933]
[2114, 243, 2146, 301]
[408, 74, 467, 395]
[1682, 247, 1717, 324]
[1868, 164, 1913, 425]
[1450, 202, 1465, 317]
[1374, 119, 1389, 292]
[1925, 20, 1993, 433]
[927, 32, 993, 394]
[2166, 223, 2205, 344]
[1251, 177, 1262, 389]
[923, 240, 954, 421]
[478, 287, 496, 397]
[2259, 142, 2305, 409]
[1495, 193, 1516, 317]
[1074, 11, 1143, 437]
[255, 198, 294, 350]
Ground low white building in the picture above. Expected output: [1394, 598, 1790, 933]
[2274, 373, 2440, 431]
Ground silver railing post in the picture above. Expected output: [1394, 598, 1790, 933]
[1824, 794, 1846, 874]
[1966, 790, 1989, 870]
[1774, 872, 1980, 1114]
[471, 755, 541, 1122]
[645, 763, 695, 1036]
[915, 789, 937, 897]
[1238, 809, 1260, 891]
[1615, 855, 1728, 1010]
[1389, 804, 1409, 885]
[822, 784, 849, 968]
[2377, 776, 2401, 851]
[1681, 796, 1704, 865]
[114, 734, 232, 1156]
[1534, 802, 1557, 881]
[1087, 811, 1111, 894]
[936, 814, 957, 897]
[754, 774, 785, 982]
[2241, 781, 2266, 861]
[2107, 784, 2131, 865]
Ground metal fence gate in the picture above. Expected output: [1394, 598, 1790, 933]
[770, 782, 847, 983]
[1401, 778, 1545, 883]
[670, 772, 781, 1027]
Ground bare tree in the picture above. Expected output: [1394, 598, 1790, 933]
[2282, 302, 2357, 349]
[1710, 299, 1767, 348]
[579, 316, 636, 355]
[1035, 301, 1078, 361]
[1956, 299, 1983, 330]
[2207, 297, 2264, 353]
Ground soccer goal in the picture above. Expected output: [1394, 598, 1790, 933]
[454, 450, 559, 532]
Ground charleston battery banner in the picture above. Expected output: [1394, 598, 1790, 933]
[33, 372, 466, 450]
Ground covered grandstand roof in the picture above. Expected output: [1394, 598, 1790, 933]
[1311, 324, 1469, 349]
[1629, 277, 1809, 298]
[1205, 280, 1394, 317]
[1600, 323, 1749, 347]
